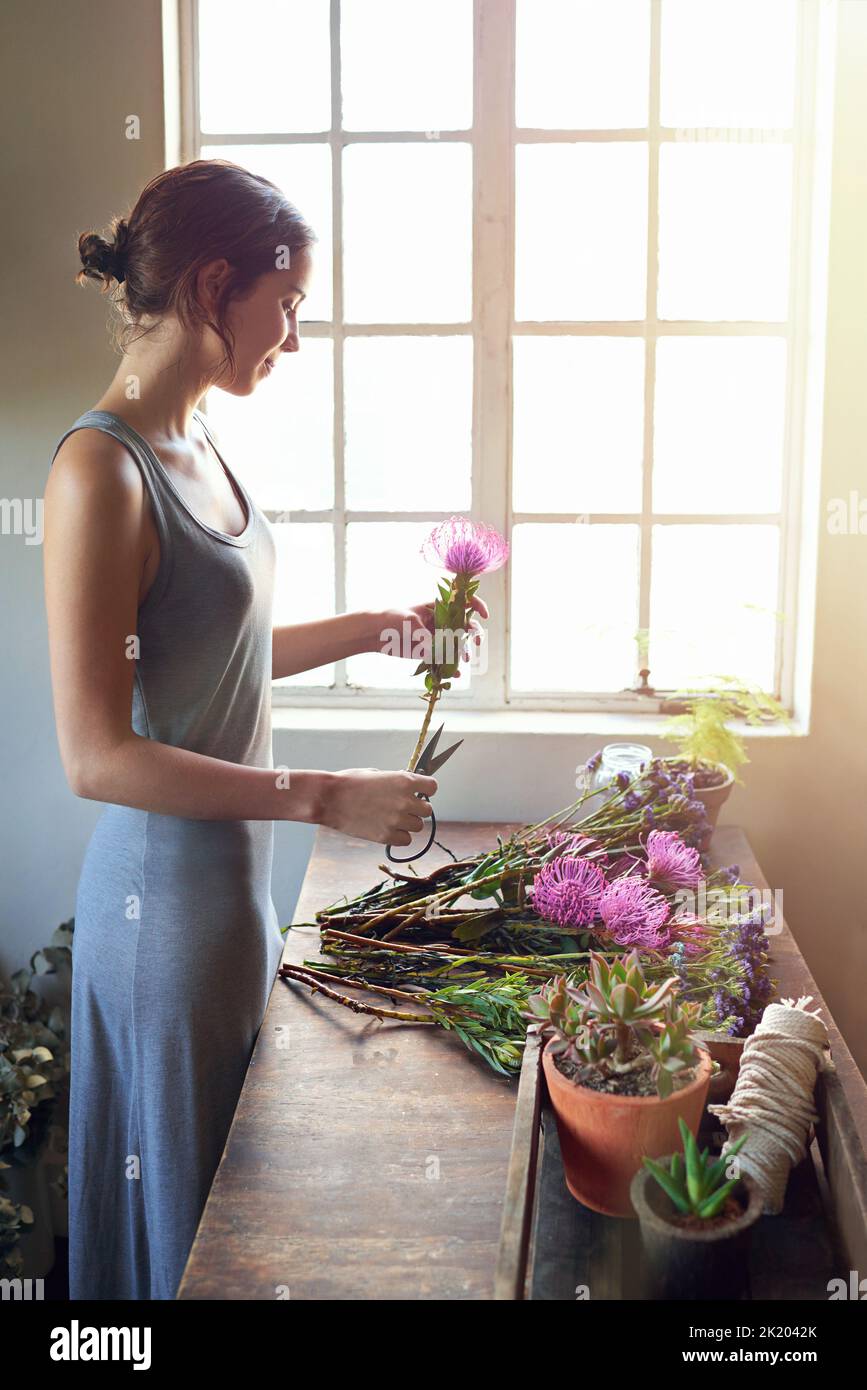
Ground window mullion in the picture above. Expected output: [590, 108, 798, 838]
[777, 0, 821, 709]
[639, 0, 663, 689]
[331, 0, 348, 694]
[474, 0, 515, 708]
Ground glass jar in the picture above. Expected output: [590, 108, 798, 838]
[592, 742, 653, 793]
[575, 742, 653, 822]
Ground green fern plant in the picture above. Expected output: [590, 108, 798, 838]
[660, 674, 792, 786]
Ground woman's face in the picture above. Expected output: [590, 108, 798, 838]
[213, 244, 314, 395]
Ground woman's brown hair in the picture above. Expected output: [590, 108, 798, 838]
[76, 158, 317, 382]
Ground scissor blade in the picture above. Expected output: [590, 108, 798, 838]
[421, 722, 445, 765]
[421, 734, 464, 776]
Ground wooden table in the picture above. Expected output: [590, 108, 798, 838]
[177, 823, 867, 1300]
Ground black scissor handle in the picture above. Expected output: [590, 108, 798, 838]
[386, 794, 438, 864]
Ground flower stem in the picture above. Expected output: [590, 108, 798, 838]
[406, 573, 471, 772]
[407, 689, 442, 772]
[279, 963, 436, 1021]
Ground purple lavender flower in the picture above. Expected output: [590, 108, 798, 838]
[644, 829, 703, 893]
[528, 856, 606, 929]
[597, 875, 672, 948]
[421, 516, 509, 577]
[702, 916, 773, 1035]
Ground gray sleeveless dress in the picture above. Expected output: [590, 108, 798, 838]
[48, 409, 285, 1300]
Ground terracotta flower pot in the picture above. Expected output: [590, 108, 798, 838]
[630, 1160, 763, 1300]
[661, 756, 734, 831]
[541, 1039, 713, 1218]
[694, 1032, 745, 1141]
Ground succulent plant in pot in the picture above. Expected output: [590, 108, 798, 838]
[526, 950, 712, 1217]
[630, 1117, 763, 1300]
[659, 674, 792, 830]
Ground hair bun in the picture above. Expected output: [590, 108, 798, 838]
[76, 221, 128, 287]
[111, 218, 129, 283]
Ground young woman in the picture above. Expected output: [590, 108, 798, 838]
[43, 159, 486, 1300]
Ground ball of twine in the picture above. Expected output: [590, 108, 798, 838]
[707, 996, 830, 1215]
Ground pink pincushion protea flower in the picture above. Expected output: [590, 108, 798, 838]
[667, 912, 712, 958]
[545, 829, 608, 865]
[421, 516, 509, 578]
[598, 875, 672, 949]
[528, 856, 605, 929]
[644, 829, 703, 893]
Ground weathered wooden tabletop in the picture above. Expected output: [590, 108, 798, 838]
[177, 823, 867, 1300]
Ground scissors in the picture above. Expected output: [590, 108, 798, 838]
[386, 722, 464, 863]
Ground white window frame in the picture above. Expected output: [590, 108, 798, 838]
[177, 0, 830, 716]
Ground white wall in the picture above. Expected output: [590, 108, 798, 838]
[2, 0, 865, 1078]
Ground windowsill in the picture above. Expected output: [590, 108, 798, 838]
[271, 705, 807, 740]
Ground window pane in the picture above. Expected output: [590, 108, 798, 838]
[343, 144, 472, 322]
[344, 337, 472, 511]
[204, 340, 333, 512]
[516, 0, 650, 129]
[272, 523, 336, 687]
[510, 523, 640, 692]
[649, 524, 779, 689]
[653, 338, 787, 514]
[513, 338, 644, 512]
[346, 523, 473, 690]
[658, 143, 792, 320]
[201, 143, 333, 321]
[341, 0, 472, 131]
[660, 0, 797, 128]
[199, 0, 331, 134]
[515, 144, 648, 320]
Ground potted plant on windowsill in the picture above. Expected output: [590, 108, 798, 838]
[630, 1117, 763, 1300]
[526, 950, 713, 1218]
[659, 675, 792, 830]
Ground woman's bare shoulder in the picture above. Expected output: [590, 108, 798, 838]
[47, 426, 146, 507]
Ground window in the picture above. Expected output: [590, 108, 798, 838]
[184, 0, 832, 712]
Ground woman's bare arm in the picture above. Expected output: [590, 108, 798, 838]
[43, 432, 437, 842]
[43, 433, 323, 822]
[272, 611, 379, 680]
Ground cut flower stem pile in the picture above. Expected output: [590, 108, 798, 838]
[280, 756, 776, 1076]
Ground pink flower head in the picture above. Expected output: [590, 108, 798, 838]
[528, 856, 605, 930]
[545, 829, 608, 866]
[644, 829, 702, 894]
[598, 875, 672, 949]
[421, 516, 509, 578]
[667, 912, 712, 958]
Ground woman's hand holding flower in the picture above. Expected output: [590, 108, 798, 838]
[372, 595, 489, 676]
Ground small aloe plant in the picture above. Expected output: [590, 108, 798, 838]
[642, 1116, 749, 1219]
[525, 950, 703, 1098]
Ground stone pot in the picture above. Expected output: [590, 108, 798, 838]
[542, 1040, 713, 1218]
[630, 1160, 763, 1300]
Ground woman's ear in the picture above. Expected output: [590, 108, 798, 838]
[197, 257, 234, 312]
